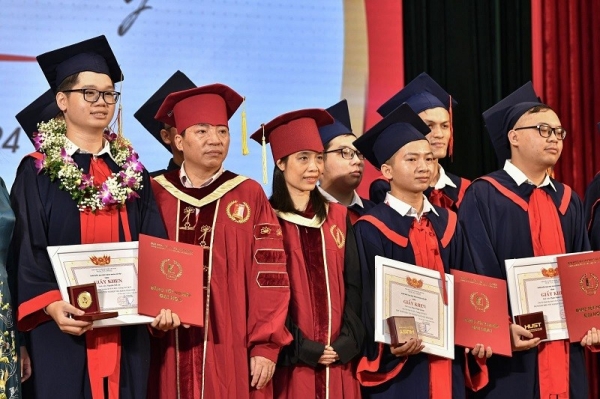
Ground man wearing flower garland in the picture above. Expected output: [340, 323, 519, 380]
[9, 36, 166, 399]
[148, 84, 292, 399]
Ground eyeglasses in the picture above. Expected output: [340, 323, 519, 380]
[513, 123, 567, 140]
[323, 147, 365, 160]
[61, 88, 121, 105]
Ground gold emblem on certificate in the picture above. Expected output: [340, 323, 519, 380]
[77, 291, 93, 309]
[89, 255, 111, 265]
[226, 200, 250, 224]
[470, 292, 490, 312]
[406, 276, 423, 288]
[160, 259, 183, 281]
[580, 273, 599, 295]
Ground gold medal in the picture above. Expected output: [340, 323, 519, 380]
[77, 291, 93, 310]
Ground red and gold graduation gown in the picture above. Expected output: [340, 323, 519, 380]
[149, 170, 292, 399]
[369, 172, 469, 211]
[354, 203, 487, 398]
[273, 202, 364, 399]
[458, 170, 590, 399]
[11, 153, 166, 399]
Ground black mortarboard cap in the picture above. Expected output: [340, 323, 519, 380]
[15, 89, 60, 145]
[377, 72, 458, 117]
[37, 35, 123, 92]
[318, 99, 354, 145]
[353, 103, 430, 169]
[482, 81, 545, 163]
[134, 71, 196, 152]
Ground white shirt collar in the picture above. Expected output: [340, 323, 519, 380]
[317, 186, 364, 208]
[433, 165, 457, 190]
[503, 160, 556, 191]
[64, 137, 115, 162]
[179, 161, 224, 188]
[384, 192, 439, 221]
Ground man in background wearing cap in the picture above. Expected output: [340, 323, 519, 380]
[353, 104, 489, 399]
[318, 99, 375, 224]
[10, 36, 167, 399]
[370, 73, 470, 212]
[149, 84, 291, 399]
[250, 108, 364, 399]
[459, 82, 594, 398]
[134, 70, 196, 177]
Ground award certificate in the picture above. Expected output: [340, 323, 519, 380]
[374, 255, 454, 359]
[504, 254, 579, 341]
[47, 242, 153, 327]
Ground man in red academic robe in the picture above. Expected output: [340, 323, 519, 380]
[148, 84, 292, 399]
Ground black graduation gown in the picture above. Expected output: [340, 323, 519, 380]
[10, 153, 167, 399]
[457, 169, 589, 399]
[149, 158, 180, 177]
[354, 203, 475, 398]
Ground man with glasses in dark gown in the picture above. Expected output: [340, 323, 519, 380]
[458, 82, 598, 399]
[318, 100, 375, 224]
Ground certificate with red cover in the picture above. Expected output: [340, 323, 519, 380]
[556, 251, 600, 343]
[451, 269, 512, 357]
[138, 234, 204, 326]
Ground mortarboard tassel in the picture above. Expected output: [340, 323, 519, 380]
[261, 124, 268, 185]
[448, 94, 454, 161]
[241, 97, 249, 155]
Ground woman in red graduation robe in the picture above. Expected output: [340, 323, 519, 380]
[251, 109, 364, 399]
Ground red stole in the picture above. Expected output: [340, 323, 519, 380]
[408, 217, 452, 399]
[80, 158, 129, 399]
[428, 189, 454, 211]
[528, 188, 570, 399]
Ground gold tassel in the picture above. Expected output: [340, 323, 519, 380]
[261, 124, 268, 185]
[118, 103, 123, 137]
[241, 97, 249, 155]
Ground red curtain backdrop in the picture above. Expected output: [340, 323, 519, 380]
[356, 0, 404, 199]
[532, 0, 600, 197]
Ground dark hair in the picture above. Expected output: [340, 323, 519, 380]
[323, 133, 356, 151]
[56, 72, 81, 93]
[527, 104, 553, 114]
[269, 157, 328, 223]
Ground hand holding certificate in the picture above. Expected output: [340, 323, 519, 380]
[374, 255, 454, 359]
[451, 269, 512, 357]
[47, 241, 153, 327]
[505, 254, 573, 341]
[138, 234, 204, 327]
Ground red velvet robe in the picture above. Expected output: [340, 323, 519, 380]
[273, 203, 364, 399]
[149, 170, 292, 399]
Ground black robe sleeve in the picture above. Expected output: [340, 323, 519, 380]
[330, 217, 365, 364]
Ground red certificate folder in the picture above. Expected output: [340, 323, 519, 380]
[451, 269, 512, 357]
[556, 251, 600, 342]
[138, 234, 204, 327]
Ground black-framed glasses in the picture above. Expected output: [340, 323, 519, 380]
[323, 147, 365, 160]
[61, 88, 121, 104]
[513, 123, 567, 140]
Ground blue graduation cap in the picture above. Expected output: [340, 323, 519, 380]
[482, 81, 545, 163]
[353, 103, 430, 169]
[318, 99, 354, 145]
[15, 89, 60, 145]
[134, 71, 196, 153]
[36, 35, 123, 92]
[377, 72, 457, 117]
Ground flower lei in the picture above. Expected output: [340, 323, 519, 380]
[33, 118, 144, 212]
